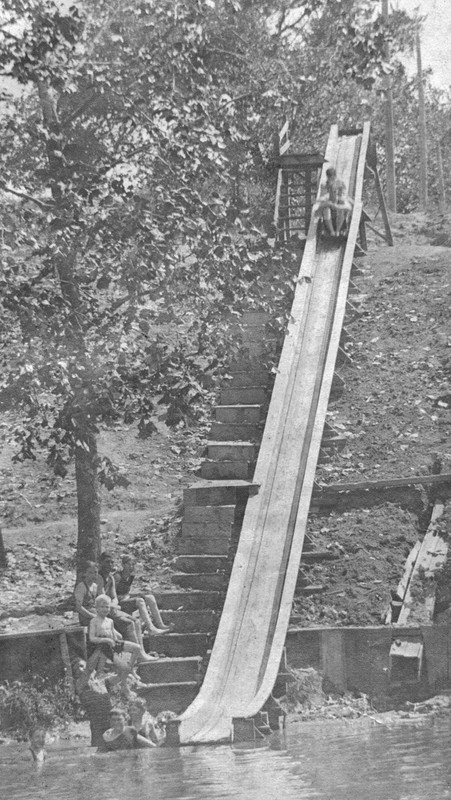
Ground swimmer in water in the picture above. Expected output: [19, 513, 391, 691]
[29, 728, 47, 763]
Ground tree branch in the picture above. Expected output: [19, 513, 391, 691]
[0, 181, 53, 209]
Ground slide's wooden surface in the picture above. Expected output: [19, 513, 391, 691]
[179, 124, 370, 744]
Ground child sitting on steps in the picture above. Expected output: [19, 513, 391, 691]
[114, 554, 171, 636]
[89, 594, 156, 679]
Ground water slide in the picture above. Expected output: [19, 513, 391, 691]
[179, 123, 370, 744]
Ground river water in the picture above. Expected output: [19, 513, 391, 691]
[2, 717, 451, 800]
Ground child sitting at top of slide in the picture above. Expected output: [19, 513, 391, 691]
[315, 166, 353, 237]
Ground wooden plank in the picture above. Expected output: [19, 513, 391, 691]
[366, 221, 390, 242]
[279, 120, 289, 142]
[314, 472, 451, 495]
[359, 214, 368, 251]
[59, 632, 75, 694]
[0, 625, 84, 642]
[370, 164, 394, 246]
[273, 169, 283, 232]
[397, 501, 448, 626]
[385, 540, 421, 623]
[279, 139, 291, 155]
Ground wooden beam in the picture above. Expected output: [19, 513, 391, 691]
[397, 501, 448, 625]
[336, 346, 352, 366]
[359, 214, 368, 251]
[366, 221, 390, 243]
[385, 541, 421, 624]
[371, 165, 394, 245]
[314, 472, 451, 495]
[59, 632, 75, 694]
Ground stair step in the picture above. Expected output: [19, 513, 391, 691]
[162, 609, 219, 633]
[232, 339, 274, 360]
[228, 370, 270, 388]
[301, 551, 340, 562]
[183, 504, 236, 524]
[178, 534, 231, 556]
[138, 656, 202, 684]
[215, 405, 261, 424]
[294, 585, 325, 596]
[145, 631, 212, 657]
[321, 435, 347, 451]
[136, 681, 199, 716]
[207, 442, 257, 461]
[184, 480, 257, 507]
[175, 555, 228, 573]
[210, 422, 262, 441]
[200, 460, 254, 480]
[220, 387, 267, 405]
[172, 572, 228, 591]
[155, 590, 223, 611]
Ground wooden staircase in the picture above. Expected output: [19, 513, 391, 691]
[136, 310, 353, 715]
[137, 312, 276, 714]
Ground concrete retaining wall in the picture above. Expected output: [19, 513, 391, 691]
[286, 624, 451, 702]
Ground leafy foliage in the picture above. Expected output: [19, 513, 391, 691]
[0, 0, 444, 562]
[0, 678, 80, 740]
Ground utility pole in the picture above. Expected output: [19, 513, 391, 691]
[416, 27, 428, 210]
[436, 139, 446, 213]
[382, 0, 397, 212]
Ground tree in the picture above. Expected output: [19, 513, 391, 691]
[0, 0, 429, 571]
[0, 0, 296, 568]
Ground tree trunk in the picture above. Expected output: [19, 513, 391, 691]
[416, 29, 428, 210]
[75, 433, 101, 572]
[382, 0, 397, 212]
[37, 80, 102, 574]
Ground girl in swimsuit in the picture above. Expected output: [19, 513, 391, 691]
[99, 708, 154, 751]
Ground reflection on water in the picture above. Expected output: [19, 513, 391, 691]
[2, 717, 451, 800]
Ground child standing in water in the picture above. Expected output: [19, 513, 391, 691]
[99, 708, 154, 751]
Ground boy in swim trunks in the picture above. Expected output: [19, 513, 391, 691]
[89, 595, 155, 677]
[316, 167, 353, 236]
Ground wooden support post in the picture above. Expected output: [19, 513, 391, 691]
[359, 212, 368, 252]
[305, 167, 313, 234]
[351, 261, 364, 277]
[340, 326, 353, 346]
[345, 299, 361, 319]
[416, 29, 428, 210]
[0, 527, 8, 569]
[337, 346, 352, 367]
[354, 242, 366, 258]
[437, 140, 446, 213]
[331, 371, 345, 396]
[59, 632, 75, 694]
[282, 171, 289, 242]
[371, 165, 394, 245]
